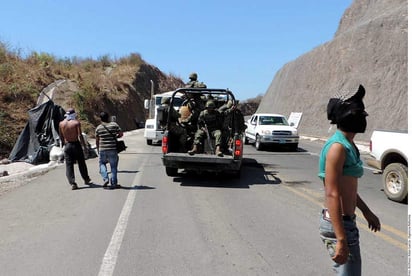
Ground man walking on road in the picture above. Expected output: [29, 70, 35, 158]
[318, 85, 380, 275]
[95, 111, 123, 189]
[59, 108, 92, 190]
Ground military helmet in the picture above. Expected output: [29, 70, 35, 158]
[206, 100, 215, 108]
[189, 72, 198, 81]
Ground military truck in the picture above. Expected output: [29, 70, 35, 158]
[160, 88, 244, 177]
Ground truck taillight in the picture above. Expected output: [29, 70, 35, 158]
[162, 136, 168, 154]
[234, 139, 242, 159]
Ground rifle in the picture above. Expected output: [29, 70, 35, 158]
[202, 122, 214, 154]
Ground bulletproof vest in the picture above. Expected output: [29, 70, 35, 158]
[222, 109, 245, 133]
[200, 110, 221, 131]
[157, 105, 168, 128]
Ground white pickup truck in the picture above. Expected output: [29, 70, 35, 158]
[244, 113, 299, 151]
[366, 130, 408, 202]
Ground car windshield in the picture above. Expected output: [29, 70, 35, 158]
[259, 116, 288, 126]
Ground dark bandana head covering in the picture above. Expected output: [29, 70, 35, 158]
[327, 85, 368, 133]
[327, 85, 367, 124]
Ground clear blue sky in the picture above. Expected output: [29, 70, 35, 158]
[0, 0, 352, 101]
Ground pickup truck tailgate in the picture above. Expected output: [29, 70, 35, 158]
[162, 153, 242, 171]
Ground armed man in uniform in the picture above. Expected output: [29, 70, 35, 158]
[185, 72, 207, 88]
[158, 97, 186, 152]
[188, 100, 223, 157]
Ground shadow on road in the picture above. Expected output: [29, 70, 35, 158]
[118, 170, 139, 174]
[246, 145, 308, 153]
[173, 158, 281, 188]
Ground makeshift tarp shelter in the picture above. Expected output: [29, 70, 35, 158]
[9, 100, 65, 165]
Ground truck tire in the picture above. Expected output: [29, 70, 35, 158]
[165, 167, 178, 177]
[383, 163, 408, 202]
[255, 135, 262, 151]
[146, 139, 153, 145]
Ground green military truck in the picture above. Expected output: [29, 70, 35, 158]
[160, 88, 244, 177]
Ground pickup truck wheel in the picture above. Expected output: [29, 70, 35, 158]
[255, 135, 262, 151]
[146, 139, 153, 145]
[165, 167, 178, 177]
[383, 163, 408, 202]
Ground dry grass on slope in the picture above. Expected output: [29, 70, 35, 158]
[0, 42, 145, 157]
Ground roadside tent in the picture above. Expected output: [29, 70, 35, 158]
[9, 100, 65, 164]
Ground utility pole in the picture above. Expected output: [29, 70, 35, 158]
[149, 80, 154, 118]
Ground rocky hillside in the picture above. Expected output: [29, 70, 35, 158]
[0, 50, 184, 157]
[0, 47, 261, 158]
[257, 0, 407, 142]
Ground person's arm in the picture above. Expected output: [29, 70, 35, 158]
[116, 125, 123, 138]
[357, 194, 381, 232]
[324, 143, 349, 264]
[95, 135, 100, 154]
[76, 122, 87, 153]
[58, 123, 65, 145]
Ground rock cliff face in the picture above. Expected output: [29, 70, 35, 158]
[257, 0, 407, 142]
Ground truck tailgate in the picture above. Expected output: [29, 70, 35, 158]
[162, 153, 241, 171]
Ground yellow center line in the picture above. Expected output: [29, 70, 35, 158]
[282, 185, 408, 251]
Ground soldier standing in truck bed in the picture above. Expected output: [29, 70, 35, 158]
[159, 97, 186, 152]
[185, 72, 207, 88]
[220, 100, 245, 153]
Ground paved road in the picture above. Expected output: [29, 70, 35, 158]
[0, 130, 407, 275]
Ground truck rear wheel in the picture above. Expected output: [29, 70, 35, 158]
[146, 139, 153, 145]
[383, 163, 408, 202]
[165, 167, 178, 177]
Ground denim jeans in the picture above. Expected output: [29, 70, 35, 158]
[319, 209, 361, 276]
[99, 150, 119, 186]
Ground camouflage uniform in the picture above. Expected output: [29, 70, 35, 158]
[184, 72, 207, 88]
[189, 100, 223, 156]
[220, 101, 245, 152]
[159, 98, 187, 152]
[219, 101, 233, 152]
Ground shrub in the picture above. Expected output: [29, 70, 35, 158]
[0, 63, 14, 81]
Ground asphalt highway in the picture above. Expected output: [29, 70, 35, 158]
[0, 129, 407, 275]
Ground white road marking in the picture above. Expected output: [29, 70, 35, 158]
[98, 162, 145, 276]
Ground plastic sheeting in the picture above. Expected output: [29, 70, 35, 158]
[9, 101, 65, 165]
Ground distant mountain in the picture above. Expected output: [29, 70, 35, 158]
[257, 0, 407, 142]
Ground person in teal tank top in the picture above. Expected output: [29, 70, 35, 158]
[318, 130, 364, 180]
[318, 85, 380, 276]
